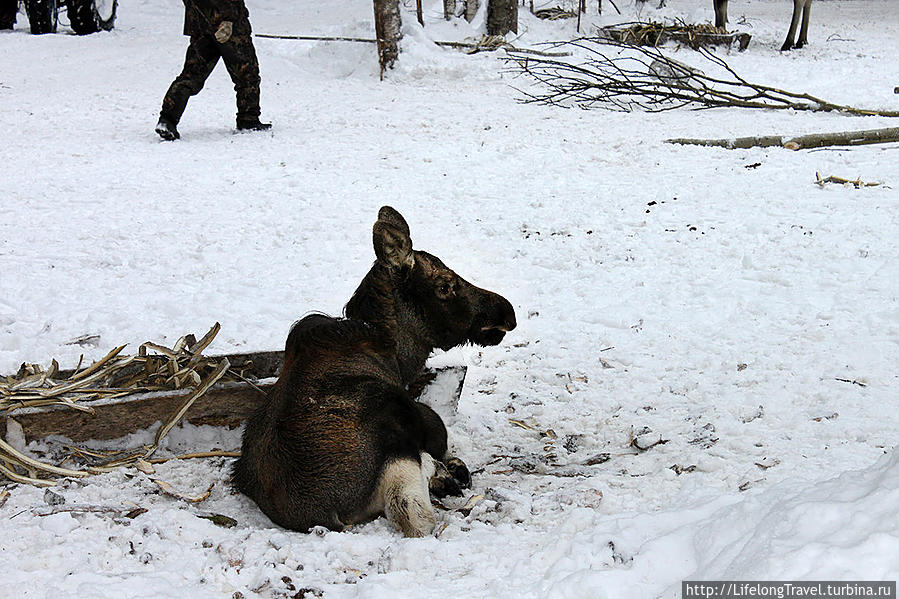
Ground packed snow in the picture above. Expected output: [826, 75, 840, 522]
[1, 0, 898, 597]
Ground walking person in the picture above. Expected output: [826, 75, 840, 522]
[156, 0, 270, 140]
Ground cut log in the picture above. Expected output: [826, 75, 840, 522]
[666, 126, 899, 151]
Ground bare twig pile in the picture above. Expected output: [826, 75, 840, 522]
[505, 38, 899, 116]
[599, 21, 748, 50]
[535, 7, 578, 20]
[0, 324, 234, 486]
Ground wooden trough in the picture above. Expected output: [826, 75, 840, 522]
[6, 350, 283, 444]
[598, 22, 751, 51]
[1, 330, 468, 486]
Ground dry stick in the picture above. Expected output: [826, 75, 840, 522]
[147, 450, 241, 465]
[816, 174, 880, 188]
[0, 437, 89, 479]
[67, 345, 127, 382]
[0, 461, 56, 487]
[33, 505, 135, 517]
[143, 359, 230, 460]
[667, 126, 899, 150]
[37, 356, 139, 399]
[186, 322, 221, 366]
[152, 480, 214, 503]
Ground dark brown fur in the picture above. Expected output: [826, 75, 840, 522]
[233, 206, 516, 535]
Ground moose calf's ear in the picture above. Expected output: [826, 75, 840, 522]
[373, 221, 414, 270]
[377, 206, 410, 236]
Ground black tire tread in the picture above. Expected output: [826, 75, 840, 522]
[24, 0, 57, 34]
[68, 0, 116, 34]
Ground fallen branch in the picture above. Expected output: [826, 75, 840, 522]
[815, 173, 881, 188]
[255, 33, 571, 57]
[667, 126, 899, 150]
[506, 38, 899, 116]
[33, 504, 146, 518]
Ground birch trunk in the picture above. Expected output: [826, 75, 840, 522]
[666, 126, 899, 151]
[373, 0, 402, 77]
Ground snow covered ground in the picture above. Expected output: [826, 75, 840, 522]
[1, 0, 898, 596]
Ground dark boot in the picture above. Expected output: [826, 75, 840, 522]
[236, 118, 271, 132]
[155, 116, 180, 141]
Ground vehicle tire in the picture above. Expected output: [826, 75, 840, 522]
[24, 0, 57, 34]
[68, 0, 115, 34]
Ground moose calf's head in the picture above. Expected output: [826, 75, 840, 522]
[346, 206, 516, 365]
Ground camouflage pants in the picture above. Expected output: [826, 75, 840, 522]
[160, 31, 262, 125]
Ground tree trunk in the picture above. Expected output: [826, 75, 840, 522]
[373, 0, 402, 77]
[444, 0, 454, 20]
[465, 0, 479, 22]
[666, 126, 899, 151]
[487, 0, 517, 35]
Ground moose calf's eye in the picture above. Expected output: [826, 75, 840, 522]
[437, 283, 452, 298]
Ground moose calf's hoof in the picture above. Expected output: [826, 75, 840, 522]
[429, 461, 463, 499]
[446, 457, 472, 489]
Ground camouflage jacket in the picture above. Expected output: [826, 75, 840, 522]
[182, 0, 251, 37]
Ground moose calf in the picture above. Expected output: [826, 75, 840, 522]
[233, 206, 516, 537]
[713, 0, 813, 51]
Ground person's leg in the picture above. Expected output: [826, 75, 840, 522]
[220, 33, 268, 130]
[157, 35, 221, 138]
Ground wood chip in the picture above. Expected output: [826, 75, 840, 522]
[584, 453, 611, 466]
[134, 459, 156, 475]
[457, 494, 485, 517]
